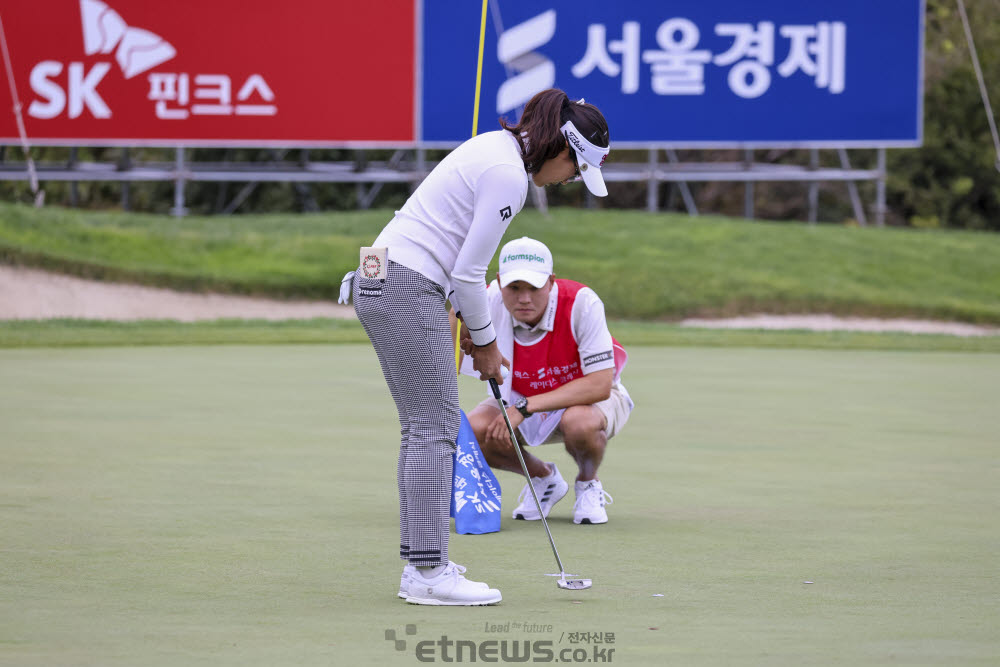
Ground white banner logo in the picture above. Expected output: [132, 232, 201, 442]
[496, 10, 556, 115]
[80, 0, 175, 79]
[27, 1, 277, 121]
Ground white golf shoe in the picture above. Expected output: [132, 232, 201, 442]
[402, 562, 502, 606]
[573, 479, 614, 524]
[398, 561, 488, 599]
[512, 463, 569, 521]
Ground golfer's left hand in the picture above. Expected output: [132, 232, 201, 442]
[470, 341, 509, 384]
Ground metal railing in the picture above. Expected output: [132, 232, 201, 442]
[0, 146, 886, 224]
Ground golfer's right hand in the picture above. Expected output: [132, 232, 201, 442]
[470, 341, 509, 384]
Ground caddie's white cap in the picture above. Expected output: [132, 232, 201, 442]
[498, 237, 553, 288]
[561, 118, 610, 197]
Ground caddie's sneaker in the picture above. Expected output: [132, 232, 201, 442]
[512, 463, 569, 521]
[399, 561, 487, 599]
[403, 562, 502, 606]
[573, 479, 614, 524]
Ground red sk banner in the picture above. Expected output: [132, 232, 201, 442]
[0, 0, 416, 146]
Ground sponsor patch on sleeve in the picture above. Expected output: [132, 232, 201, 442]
[582, 350, 613, 366]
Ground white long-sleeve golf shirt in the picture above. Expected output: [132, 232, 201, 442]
[372, 130, 528, 346]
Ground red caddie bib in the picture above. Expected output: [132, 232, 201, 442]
[512, 279, 626, 397]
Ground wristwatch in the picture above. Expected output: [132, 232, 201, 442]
[514, 396, 532, 419]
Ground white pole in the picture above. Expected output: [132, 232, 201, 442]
[0, 13, 44, 206]
[956, 0, 1000, 172]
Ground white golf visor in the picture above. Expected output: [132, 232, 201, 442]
[561, 119, 610, 197]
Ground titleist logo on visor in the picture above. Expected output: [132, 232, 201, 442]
[567, 130, 608, 166]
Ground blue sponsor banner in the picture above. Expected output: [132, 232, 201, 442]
[421, 0, 923, 146]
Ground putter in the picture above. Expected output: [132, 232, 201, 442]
[488, 378, 592, 591]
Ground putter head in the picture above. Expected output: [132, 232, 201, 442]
[557, 578, 592, 590]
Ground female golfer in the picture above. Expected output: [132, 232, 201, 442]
[351, 88, 610, 605]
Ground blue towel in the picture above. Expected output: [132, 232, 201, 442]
[450, 410, 502, 534]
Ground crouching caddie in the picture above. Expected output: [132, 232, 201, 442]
[460, 237, 633, 524]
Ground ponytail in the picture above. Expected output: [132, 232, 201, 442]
[500, 89, 609, 175]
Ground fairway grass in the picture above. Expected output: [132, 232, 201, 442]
[1, 345, 998, 666]
[4, 202, 1000, 323]
[3, 318, 1000, 353]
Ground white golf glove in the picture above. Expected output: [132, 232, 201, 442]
[337, 271, 355, 304]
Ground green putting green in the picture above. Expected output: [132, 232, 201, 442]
[1, 345, 997, 666]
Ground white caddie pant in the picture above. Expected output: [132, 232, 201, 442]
[353, 260, 458, 567]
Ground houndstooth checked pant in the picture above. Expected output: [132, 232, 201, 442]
[353, 260, 458, 567]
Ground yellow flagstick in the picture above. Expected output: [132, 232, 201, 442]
[471, 0, 489, 139]
[456, 0, 490, 375]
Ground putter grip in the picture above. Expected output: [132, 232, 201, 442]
[488, 378, 502, 400]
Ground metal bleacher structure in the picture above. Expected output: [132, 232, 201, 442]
[0, 144, 888, 225]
